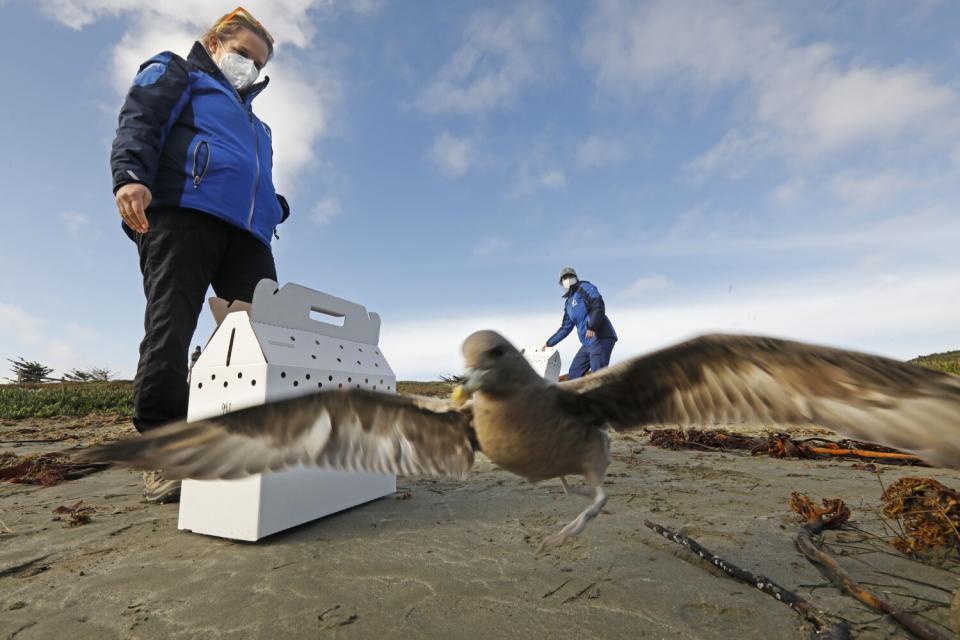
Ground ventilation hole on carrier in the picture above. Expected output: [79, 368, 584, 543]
[337, 358, 342, 363]
[375, 351, 379, 356]
[311, 354, 316, 360]
[315, 340, 320, 346]
[223, 381, 228, 388]
[374, 363, 379, 368]
[380, 379, 384, 384]
[356, 384, 360, 389]
[347, 377, 352, 383]
[198, 382, 203, 389]
[357, 360, 362, 366]
[237, 372, 243, 379]
[293, 381, 299, 387]
[338, 383, 343, 389]
[339, 345, 344, 350]
[251, 379, 257, 386]
[358, 347, 363, 352]
[305, 374, 311, 380]
[290, 336, 295, 341]
[281, 371, 287, 378]
[387, 385, 392, 390]
[328, 375, 333, 381]
[211, 374, 216, 380]
[365, 378, 369, 383]
[373, 385, 377, 390]
[317, 382, 323, 388]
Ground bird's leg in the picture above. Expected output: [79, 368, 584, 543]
[539, 481, 607, 551]
[540, 433, 611, 551]
[560, 476, 594, 498]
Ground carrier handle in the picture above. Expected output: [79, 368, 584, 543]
[249, 279, 381, 344]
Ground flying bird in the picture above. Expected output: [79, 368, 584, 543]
[77, 332, 960, 549]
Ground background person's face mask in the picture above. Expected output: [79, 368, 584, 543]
[561, 276, 578, 289]
[217, 47, 259, 91]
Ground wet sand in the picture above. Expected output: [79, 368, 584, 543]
[1, 416, 958, 639]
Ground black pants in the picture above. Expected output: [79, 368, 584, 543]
[131, 207, 277, 432]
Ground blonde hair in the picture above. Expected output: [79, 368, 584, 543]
[202, 8, 275, 61]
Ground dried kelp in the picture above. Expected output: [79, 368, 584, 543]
[646, 429, 924, 465]
[52, 500, 95, 527]
[881, 478, 960, 557]
[0, 452, 108, 487]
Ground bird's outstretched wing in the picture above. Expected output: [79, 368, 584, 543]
[76, 390, 477, 480]
[562, 334, 960, 468]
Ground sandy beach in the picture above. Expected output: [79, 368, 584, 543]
[2, 416, 958, 639]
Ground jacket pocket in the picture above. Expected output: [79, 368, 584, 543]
[191, 140, 211, 189]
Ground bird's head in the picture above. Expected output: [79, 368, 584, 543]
[452, 330, 538, 405]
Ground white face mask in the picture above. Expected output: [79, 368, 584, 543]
[217, 50, 259, 91]
[561, 276, 578, 289]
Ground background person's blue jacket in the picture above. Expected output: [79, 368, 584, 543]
[110, 42, 289, 247]
[546, 281, 618, 347]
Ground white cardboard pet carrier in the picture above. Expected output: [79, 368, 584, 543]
[521, 346, 562, 382]
[178, 279, 397, 541]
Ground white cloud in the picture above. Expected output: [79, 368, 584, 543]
[417, 1, 556, 114]
[310, 196, 342, 224]
[472, 236, 510, 257]
[618, 275, 674, 299]
[508, 161, 568, 196]
[576, 135, 628, 169]
[798, 67, 955, 153]
[772, 178, 804, 206]
[427, 132, 475, 177]
[65, 323, 101, 341]
[39, 1, 320, 45]
[652, 207, 960, 258]
[380, 269, 960, 379]
[0, 304, 44, 345]
[830, 171, 935, 209]
[537, 170, 566, 189]
[40, 1, 341, 193]
[0, 303, 85, 375]
[60, 212, 91, 238]
[581, 0, 960, 174]
[684, 130, 771, 180]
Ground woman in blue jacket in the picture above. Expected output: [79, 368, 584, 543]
[111, 7, 288, 502]
[542, 267, 618, 379]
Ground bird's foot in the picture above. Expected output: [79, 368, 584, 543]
[538, 486, 607, 552]
[538, 530, 573, 552]
[537, 511, 592, 551]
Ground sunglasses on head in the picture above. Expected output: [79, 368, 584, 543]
[215, 6, 275, 45]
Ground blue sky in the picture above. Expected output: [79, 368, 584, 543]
[1, 0, 958, 380]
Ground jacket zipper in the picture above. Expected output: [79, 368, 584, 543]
[192, 140, 211, 189]
[246, 113, 260, 231]
[213, 76, 264, 232]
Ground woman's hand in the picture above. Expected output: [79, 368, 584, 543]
[115, 183, 152, 233]
[586, 329, 596, 340]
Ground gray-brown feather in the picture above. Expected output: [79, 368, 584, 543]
[563, 334, 960, 468]
[76, 389, 477, 481]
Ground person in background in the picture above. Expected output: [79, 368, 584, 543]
[111, 7, 290, 503]
[542, 267, 618, 380]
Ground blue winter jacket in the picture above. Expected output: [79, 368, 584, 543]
[111, 42, 288, 247]
[546, 281, 618, 347]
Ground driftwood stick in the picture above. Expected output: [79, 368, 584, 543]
[796, 530, 950, 640]
[644, 520, 850, 639]
[790, 492, 951, 640]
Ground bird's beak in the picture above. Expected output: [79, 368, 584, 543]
[452, 367, 482, 406]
